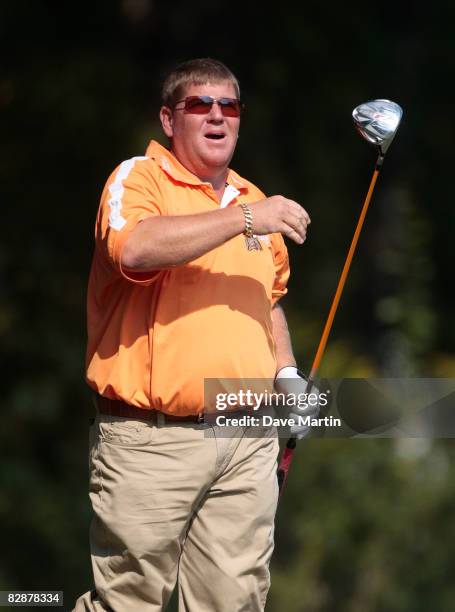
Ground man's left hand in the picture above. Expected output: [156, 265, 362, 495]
[274, 367, 320, 439]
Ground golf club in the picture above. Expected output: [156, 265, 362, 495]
[277, 99, 403, 495]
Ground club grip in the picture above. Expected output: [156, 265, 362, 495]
[277, 437, 297, 494]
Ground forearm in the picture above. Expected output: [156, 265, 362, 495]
[271, 303, 297, 373]
[122, 206, 245, 270]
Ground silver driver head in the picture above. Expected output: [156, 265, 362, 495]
[352, 99, 403, 156]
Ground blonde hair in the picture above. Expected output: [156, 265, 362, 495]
[161, 58, 240, 108]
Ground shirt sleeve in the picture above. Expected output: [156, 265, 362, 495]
[270, 232, 290, 305]
[96, 156, 164, 285]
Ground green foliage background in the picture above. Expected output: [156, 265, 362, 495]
[1, 1, 454, 610]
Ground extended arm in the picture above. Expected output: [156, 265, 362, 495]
[271, 303, 297, 374]
[272, 303, 320, 438]
[122, 206, 244, 270]
[121, 196, 311, 271]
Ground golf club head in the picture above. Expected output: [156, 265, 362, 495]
[352, 99, 403, 156]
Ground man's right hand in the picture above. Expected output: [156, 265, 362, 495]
[249, 196, 311, 245]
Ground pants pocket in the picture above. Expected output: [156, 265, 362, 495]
[97, 415, 155, 446]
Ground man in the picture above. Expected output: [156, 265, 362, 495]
[74, 58, 311, 612]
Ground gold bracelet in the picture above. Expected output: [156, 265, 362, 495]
[240, 203, 253, 237]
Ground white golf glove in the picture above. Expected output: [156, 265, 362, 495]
[274, 366, 321, 439]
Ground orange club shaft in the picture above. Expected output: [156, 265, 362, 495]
[309, 163, 382, 382]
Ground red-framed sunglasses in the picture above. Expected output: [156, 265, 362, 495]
[173, 95, 245, 117]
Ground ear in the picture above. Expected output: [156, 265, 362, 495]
[160, 106, 174, 138]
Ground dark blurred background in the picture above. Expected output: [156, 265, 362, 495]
[1, 1, 455, 610]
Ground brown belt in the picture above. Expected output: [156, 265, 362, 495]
[95, 395, 204, 423]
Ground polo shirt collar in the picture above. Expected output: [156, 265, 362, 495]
[145, 140, 248, 193]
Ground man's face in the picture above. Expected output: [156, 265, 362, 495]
[160, 81, 240, 180]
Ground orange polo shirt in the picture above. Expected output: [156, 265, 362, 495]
[86, 140, 290, 415]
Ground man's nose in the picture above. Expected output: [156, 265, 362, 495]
[207, 101, 224, 121]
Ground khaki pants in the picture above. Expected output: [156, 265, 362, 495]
[73, 412, 280, 612]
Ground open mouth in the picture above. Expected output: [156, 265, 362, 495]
[205, 134, 225, 140]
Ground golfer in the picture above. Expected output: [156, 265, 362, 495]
[74, 57, 311, 612]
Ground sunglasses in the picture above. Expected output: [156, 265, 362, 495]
[173, 96, 244, 117]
